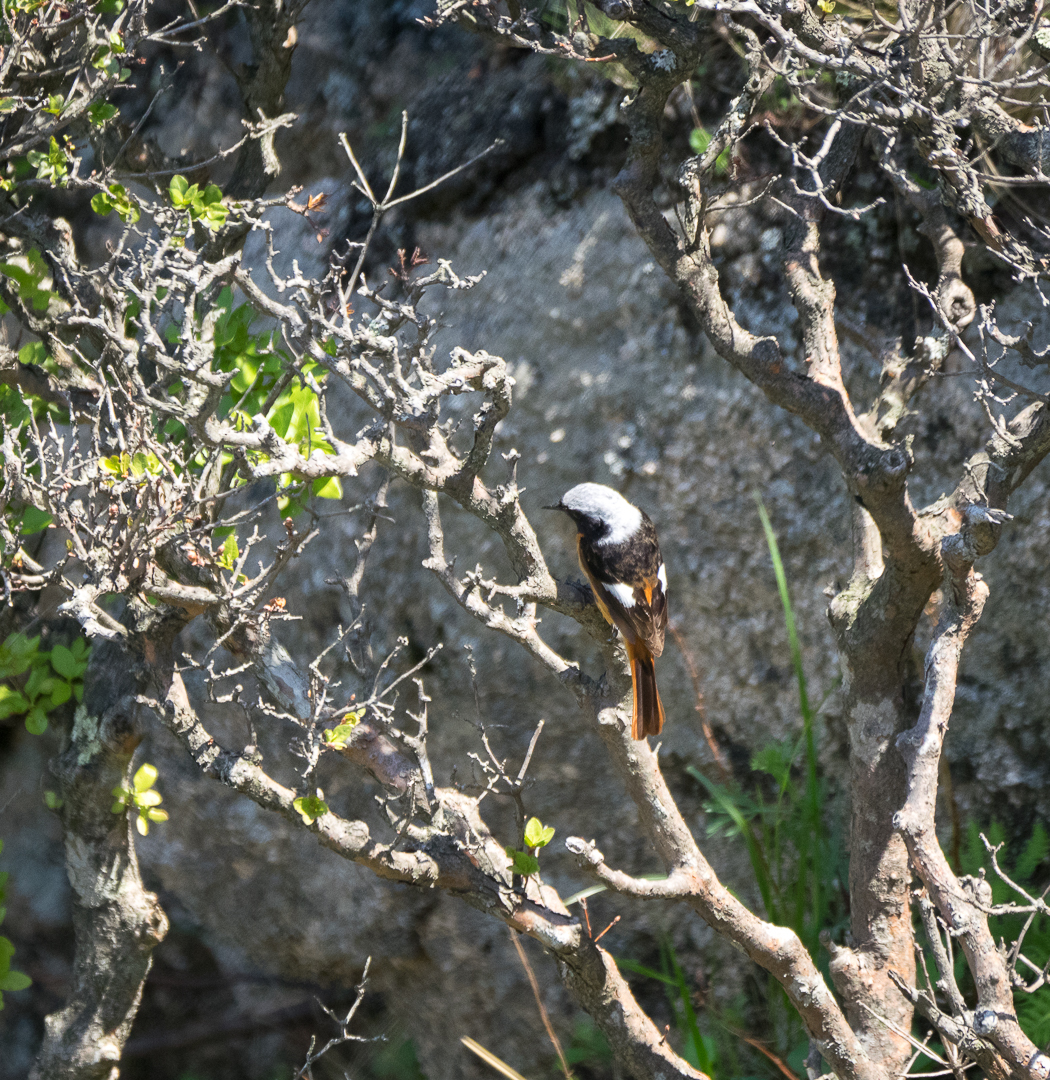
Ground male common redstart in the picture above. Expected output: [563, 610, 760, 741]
[548, 483, 668, 739]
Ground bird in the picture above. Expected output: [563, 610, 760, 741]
[547, 482, 668, 739]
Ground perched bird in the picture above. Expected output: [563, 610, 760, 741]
[548, 483, 668, 739]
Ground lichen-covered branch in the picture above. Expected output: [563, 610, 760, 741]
[895, 508, 1049, 1080]
[155, 670, 707, 1080]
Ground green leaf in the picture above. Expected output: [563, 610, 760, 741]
[268, 401, 294, 438]
[135, 814, 149, 836]
[50, 644, 76, 679]
[505, 848, 540, 876]
[0, 99, 16, 114]
[88, 101, 118, 126]
[0, 686, 28, 719]
[94, 193, 117, 221]
[133, 763, 158, 792]
[49, 682, 71, 707]
[91, 183, 139, 225]
[43, 790, 62, 810]
[216, 532, 239, 571]
[292, 795, 329, 824]
[20, 505, 52, 536]
[312, 476, 342, 500]
[523, 816, 555, 849]
[689, 127, 711, 155]
[146, 808, 169, 823]
[24, 665, 54, 699]
[169, 174, 189, 205]
[24, 705, 47, 735]
[18, 341, 47, 366]
[323, 712, 363, 748]
[0, 969, 31, 992]
[26, 137, 69, 185]
[0, 633, 39, 679]
[751, 741, 793, 789]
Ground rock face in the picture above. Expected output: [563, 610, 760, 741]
[5, 2, 1050, 1078]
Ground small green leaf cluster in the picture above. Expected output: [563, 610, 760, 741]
[323, 709, 365, 748]
[293, 793, 329, 824]
[0, 839, 32, 1008]
[214, 531, 240, 571]
[91, 32, 129, 81]
[0, 248, 62, 314]
[192, 288, 342, 514]
[0, 634, 90, 735]
[145, 287, 343, 516]
[99, 450, 162, 483]
[91, 183, 140, 224]
[111, 763, 169, 836]
[26, 136, 71, 185]
[2, 0, 48, 14]
[505, 816, 555, 877]
[169, 175, 228, 231]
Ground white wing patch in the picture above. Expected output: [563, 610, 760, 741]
[657, 564, 667, 592]
[607, 581, 637, 609]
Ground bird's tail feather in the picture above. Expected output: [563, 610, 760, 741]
[630, 650, 665, 740]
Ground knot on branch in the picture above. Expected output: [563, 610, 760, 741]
[973, 1009, 999, 1036]
[854, 444, 913, 501]
[958, 873, 993, 909]
[942, 505, 1012, 580]
[591, 0, 633, 18]
[823, 931, 868, 1006]
[937, 275, 976, 332]
[565, 836, 604, 870]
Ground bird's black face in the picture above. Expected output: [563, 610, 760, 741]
[546, 503, 607, 542]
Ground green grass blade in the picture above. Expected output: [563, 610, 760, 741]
[688, 766, 779, 921]
[753, 494, 813, 730]
[754, 493, 826, 942]
[664, 937, 714, 1074]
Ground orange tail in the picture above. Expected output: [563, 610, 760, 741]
[629, 646, 665, 740]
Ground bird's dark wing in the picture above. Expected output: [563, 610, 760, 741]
[578, 536, 667, 658]
[619, 576, 665, 658]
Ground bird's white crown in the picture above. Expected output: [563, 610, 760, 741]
[559, 482, 643, 545]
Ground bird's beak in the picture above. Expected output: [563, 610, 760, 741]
[542, 502, 564, 511]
